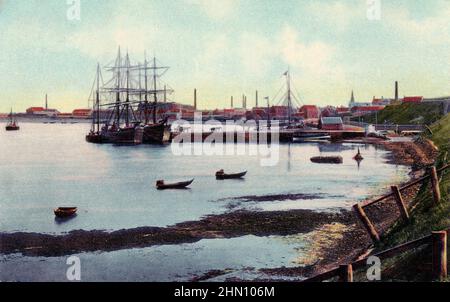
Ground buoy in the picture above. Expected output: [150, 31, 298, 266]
[353, 147, 364, 161]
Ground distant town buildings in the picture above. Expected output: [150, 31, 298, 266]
[319, 117, 344, 130]
[11, 81, 444, 121]
[25, 107, 60, 117]
[403, 96, 424, 103]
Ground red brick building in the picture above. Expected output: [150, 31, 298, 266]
[319, 117, 343, 130]
[26, 107, 45, 114]
[299, 105, 320, 119]
[402, 96, 423, 103]
[72, 109, 92, 117]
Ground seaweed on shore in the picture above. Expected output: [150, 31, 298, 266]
[0, 209, 354, 257]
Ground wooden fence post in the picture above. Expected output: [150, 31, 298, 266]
[353, 204, 380, 242]
[391, 186, 409, 221]
[339, 264, 353, 282]
[430, 167, 441, 205]
[432, 231, 447, 281]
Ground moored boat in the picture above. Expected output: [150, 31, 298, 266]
[5, 123, 20, 131]
[5, 108, 20, 131]
[54, 207, 78, 218]
[310, 156, 343, 164]
[156, 179, 194, 190]
[215, 170, 247, 180]
[112, 125, 144, 145]
[143, 122, 171, 144]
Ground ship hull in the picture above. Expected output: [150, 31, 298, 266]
[86, 127, 144, 145]
[143, 123, 171, 144]
[86, 133, 107, 144]
[5, 126, 20, 131]
[112, 126, 144, 145]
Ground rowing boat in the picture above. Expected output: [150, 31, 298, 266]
[215, 170, 247, 180]
[156, 179, 194, 190]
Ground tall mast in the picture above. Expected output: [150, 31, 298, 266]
[96, 63, 100, 132]
[138, 64, 142, 102]
[125, 52, 130, 127]
[152, 57, 157, 123]
[164, 85, 167, 103]
[115, 46, 122, 125]
[144, 53, 149, 124]
[286, 70, 292, 126]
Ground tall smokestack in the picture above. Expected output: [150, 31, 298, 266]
[256, 90, 259, 108]
[395, 81, 399, 101]
[45, 94, 48, 110]
[231, 96, 234, 108]
[194, 89, 197, 110]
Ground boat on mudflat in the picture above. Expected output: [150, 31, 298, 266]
[216, 170, 247, 180]
[156, 179, 194, 190]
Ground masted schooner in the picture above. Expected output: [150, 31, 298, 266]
[86, 47, 172, 145]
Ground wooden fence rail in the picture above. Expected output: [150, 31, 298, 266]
[303, 229, 449, 282]
[356, 164, 449, 243]
[303, 163, 449, 282]
[360, 164, 449, 208]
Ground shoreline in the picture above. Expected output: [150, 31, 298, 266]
[0, 209, 354, 257]
[0, 137, 437, 281]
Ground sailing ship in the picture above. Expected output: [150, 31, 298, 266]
[139, 57, 172, 144]
[86, 48, 172, 145]
[5, 108, 20, 131]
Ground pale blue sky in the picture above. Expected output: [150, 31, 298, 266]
[1, 0, 450, 112]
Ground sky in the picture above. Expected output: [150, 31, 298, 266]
[0, 0, 450, 112]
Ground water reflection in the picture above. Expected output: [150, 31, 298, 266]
[0, 123, 411, 234]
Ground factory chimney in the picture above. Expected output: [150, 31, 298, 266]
[395, 81, 399, 101]
[194, 89, 197, 110]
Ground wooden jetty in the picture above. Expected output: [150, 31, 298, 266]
[170, 128, 365, 143]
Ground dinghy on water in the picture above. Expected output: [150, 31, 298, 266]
[215, 170, 247, 180]
[310, 156, 343, 164]
[54, 207, 78, 218]
[156, 179, 194, 190]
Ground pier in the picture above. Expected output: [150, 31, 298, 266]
[171, 127, 366, 143]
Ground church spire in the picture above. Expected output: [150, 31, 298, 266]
[349, 90, 355, 107]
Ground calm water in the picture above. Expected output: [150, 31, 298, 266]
[0, 235, 306, 282]
[0, 123, 410, 281]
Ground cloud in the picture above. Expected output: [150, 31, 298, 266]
[304, 1, 362, 32]
[278, 25, 343, 79]
[237, 32, 275, 76]
[67, 14, 160, 60]
[385, 5, 450, 45]
[184, 0, 238, 20]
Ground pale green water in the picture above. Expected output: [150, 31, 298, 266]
[0, 123, 410, 281]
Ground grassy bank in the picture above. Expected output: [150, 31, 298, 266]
[369, 113, 450, 281]
[352, 102, 444, 125]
